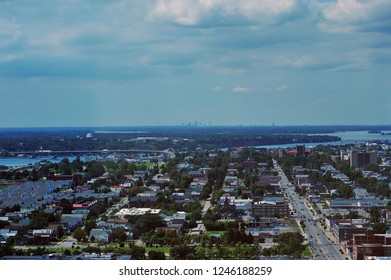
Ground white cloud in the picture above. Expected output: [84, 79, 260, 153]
[276, 85, 288, 91]
[148, 0, 306, 26]
[266, 85, 288, 92]
[148, 0, 213, 26]
[0, 19, 20, 47]
[232, 86, 250, 93]
[318, 0, 391, 33]
[213, 85, 222, 91]
[283, 55, 316, 68]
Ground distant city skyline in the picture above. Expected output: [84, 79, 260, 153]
[0, 0, 390, 128]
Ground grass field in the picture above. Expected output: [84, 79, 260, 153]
[145, 246, 171, 254]
[0, 185, 10, 190]
[136, 163, 154, 170]
[302, 246, 313, 258]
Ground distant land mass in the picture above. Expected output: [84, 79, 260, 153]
[0, 125, 390, 153]
[1, 124, 391, 137]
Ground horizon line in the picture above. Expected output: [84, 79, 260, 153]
[1, 124, 391, 130]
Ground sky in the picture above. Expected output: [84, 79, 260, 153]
[0, 0, 390, 127]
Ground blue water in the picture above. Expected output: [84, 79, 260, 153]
[255, 131, 391, 149]
[0, 156, 83, 167]
[0, 157, 59, 167]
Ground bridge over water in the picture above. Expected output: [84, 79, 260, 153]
[9, 149, 174, 159]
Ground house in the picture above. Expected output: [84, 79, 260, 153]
[72, 198, 98, 211]
[134, 170, 149, 180]
[245, 226, 280, 241]
[326, 198, 387, 209]
[256, 175, 280, 187]
[71, 209, 90, 219]
[27, 229, 55, 245]
[158, 211, 187, 235]
[188, 170, 207, 179]
[307, 193, 321, 203]
[47, 172, 83, 185]
[89, 228, 111, 243]
[128, 196, 159, 208]
[116, 208, 161, 216]
[171, 192, 185, 200]
[190, 222, 206, 235]
[61, 214, 84, 232]
[353, 186, 372, 199]
[137, 191, 158, 197]
[153, 173, 171, 184]
[147, 185, 162, 192]
[7, 217, 30, 230]
[75, 193, 114, 206]
[0, 229, 18, 245]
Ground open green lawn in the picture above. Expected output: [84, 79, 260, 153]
[145, 246, 171, 254]
[302, 246, 313, 258]
[290, 220, 300, 229]
[0, 185, 10, 190]
[136, 163, 154, 170]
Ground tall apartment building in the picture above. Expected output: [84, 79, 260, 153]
[296, 145, 305, 157]
[349, 150, 378, 168]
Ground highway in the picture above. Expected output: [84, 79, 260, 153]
[274, 160, 345, 260]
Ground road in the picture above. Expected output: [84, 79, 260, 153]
[274, 160, 345, 260]
[14, 236, 78, 251]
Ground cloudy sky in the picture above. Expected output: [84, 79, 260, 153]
[0, 0, 390, 127]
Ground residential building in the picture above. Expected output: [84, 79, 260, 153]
[350, 150, 378, 168]
[325, 198, 387, 209]
[89, 228, 111, 243]
[128, 196, 159, 208]
[352, 231, 391, 260]
[252, 200, 289, 219]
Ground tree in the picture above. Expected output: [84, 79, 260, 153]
[133, 214, 165, 238]
[275, 232, 305, 258]
[72, 227, 87, 242]
[170, 245, 196, 260]
[63, 249, 72, 256]
[110, 227, 128, 242]
[130, 245, 146, 260]
[56, 225, 64, 239]
[370, 207, 381, 224]
[373, 223, 388, 234]
[346, 210, 360, 219]
[261, 247, 270, 257]
[28, 215, 49, 230]
[300, 220, 306, 230]
[0, 245, 14, 258]
[148, 250, 166, 260]
[83, 220, 97, 235]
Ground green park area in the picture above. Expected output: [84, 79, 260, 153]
[0, 185, 10, 190]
